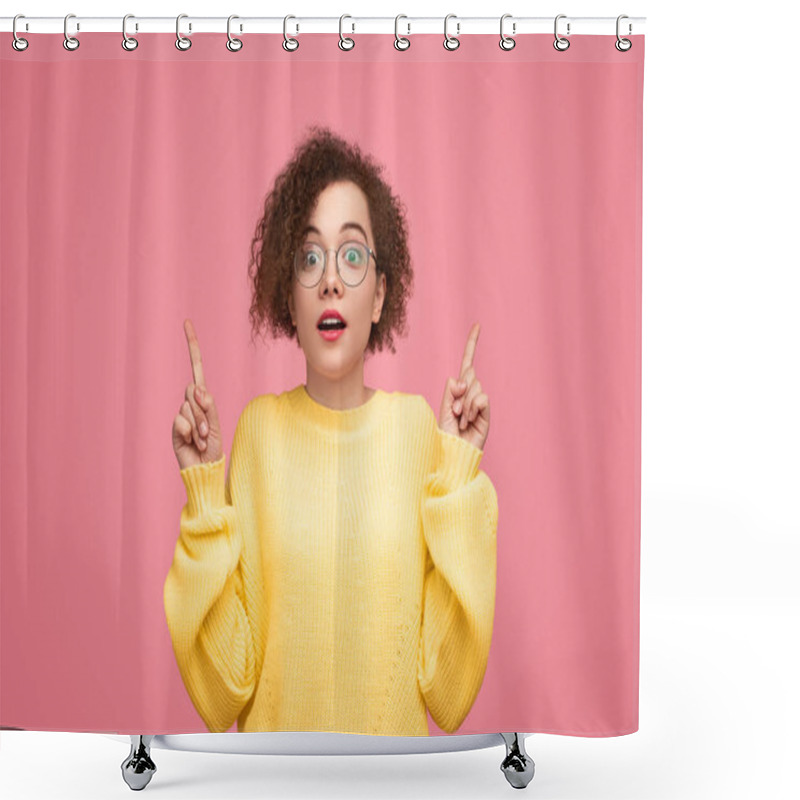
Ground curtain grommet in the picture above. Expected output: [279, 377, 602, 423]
[283, 15, 299, 51]
[615, 15, 632, 51]
[12, 14, 29, 52]
[553, 14, 570, 51]
[63, 13, 80, 51]
[339, 14, 355, 50]
[226, 15, 243, 52]
[175, 14, 191, 51]
[121, 14, 138, 51]
[394, 15, 411, 51]
[443, 14, 460, 51]
[499, 14, 516, 51]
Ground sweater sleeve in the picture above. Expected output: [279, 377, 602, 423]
[418, 425, 499, 733]
[163, 405, 263, 733]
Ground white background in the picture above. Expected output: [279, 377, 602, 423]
[1, 1, 798, 798]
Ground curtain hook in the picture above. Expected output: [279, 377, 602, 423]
[122, 14, 138, 51]
[499, 14, 516, 51]
[176, 14, 191, 51]
[615, 15, 632, 51]
[63, 13, 80, 51]
[12, 14, 29, 52]
[283, 15, 299, 51]
[227, 15, 243, 52]
[339, 14, 355, 50]
[394, 14, 411, 51]
[444, 13, 460, 51]
[553, 14, 570, 51]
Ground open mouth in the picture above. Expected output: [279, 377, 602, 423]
[317, 312, 347, 341]
[317, 319, 347, 331]
[317, 310, 347, 332]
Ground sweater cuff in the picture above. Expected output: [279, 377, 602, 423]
[180, 454, 227, 519]
[435, 428, 484, 492]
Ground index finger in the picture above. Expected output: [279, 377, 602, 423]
[183, 318, 206, 389]
[459, 322, 481, 377]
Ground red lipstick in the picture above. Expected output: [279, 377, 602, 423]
[317, 309, 347, 341]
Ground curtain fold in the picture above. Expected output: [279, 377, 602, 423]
[1, 31, 644, 737]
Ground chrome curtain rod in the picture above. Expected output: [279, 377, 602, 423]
[2, 15, 646, 36]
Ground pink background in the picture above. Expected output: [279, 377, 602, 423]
[1, 33, 643, 736]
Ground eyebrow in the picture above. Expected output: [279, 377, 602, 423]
[301, 222, 369, 242]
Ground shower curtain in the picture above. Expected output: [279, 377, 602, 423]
[0, 28, 644, 738]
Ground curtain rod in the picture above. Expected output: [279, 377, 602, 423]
[2, 16, 646, 36]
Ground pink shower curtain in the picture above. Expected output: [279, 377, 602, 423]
[1, 31, 644, 737]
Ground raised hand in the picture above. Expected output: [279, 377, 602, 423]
[438, 322, 490, 451]
[172, 319, 224, 470]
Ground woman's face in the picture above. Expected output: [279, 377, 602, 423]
[288, 180, 386, 382]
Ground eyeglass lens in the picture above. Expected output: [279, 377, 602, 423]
[295, 241, 370, 287]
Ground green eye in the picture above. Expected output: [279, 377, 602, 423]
[343, 244, 366, 265]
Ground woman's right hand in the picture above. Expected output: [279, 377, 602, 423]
[172, 318, 224, 470]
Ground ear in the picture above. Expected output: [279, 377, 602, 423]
[372, 271, 387, 324]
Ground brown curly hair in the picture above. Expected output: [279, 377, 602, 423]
[247, 126, 414, 357]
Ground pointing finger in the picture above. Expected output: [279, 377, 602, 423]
[459, 322, 480, 379]
[183, 318, 206, 389]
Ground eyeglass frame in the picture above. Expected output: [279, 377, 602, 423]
[293, 240, 379, 288]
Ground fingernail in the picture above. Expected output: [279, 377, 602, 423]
[454, 401, 461, 413]
[200, 422, 208, 436]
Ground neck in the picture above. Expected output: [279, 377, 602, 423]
[305, 362, 371, 410]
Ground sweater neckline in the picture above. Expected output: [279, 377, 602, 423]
[291, 383, 386, 432]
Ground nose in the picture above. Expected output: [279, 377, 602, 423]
[320, 248, 343, 294]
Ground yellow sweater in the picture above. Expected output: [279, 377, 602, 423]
[163, 384, 498, 735]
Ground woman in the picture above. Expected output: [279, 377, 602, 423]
[164, 127, 498, 736]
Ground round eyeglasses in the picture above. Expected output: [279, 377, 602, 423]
[294, 240, 378, 288]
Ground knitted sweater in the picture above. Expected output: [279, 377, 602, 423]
[163, 384, 498, 735]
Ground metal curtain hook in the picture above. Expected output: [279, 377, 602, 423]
[553, 14, 570, 51]
[283, 15, 299, 51]
[176, 13, 191, 51]
[227, 14, 243, 52]
[499, 14, 516, 51]
[616, 14, 632, 51]
[339, 14, 355, 50]
[63, 13, 79, 51]
[122, 14, 138, 51]
[12, 14, 29, 52]
[444, 13, 460, 51]
[394, 14, 410, 51]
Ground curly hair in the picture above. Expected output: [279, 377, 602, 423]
[247, 126, 414, 357]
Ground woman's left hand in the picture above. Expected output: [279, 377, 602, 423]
[438, 322, 490, 451]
